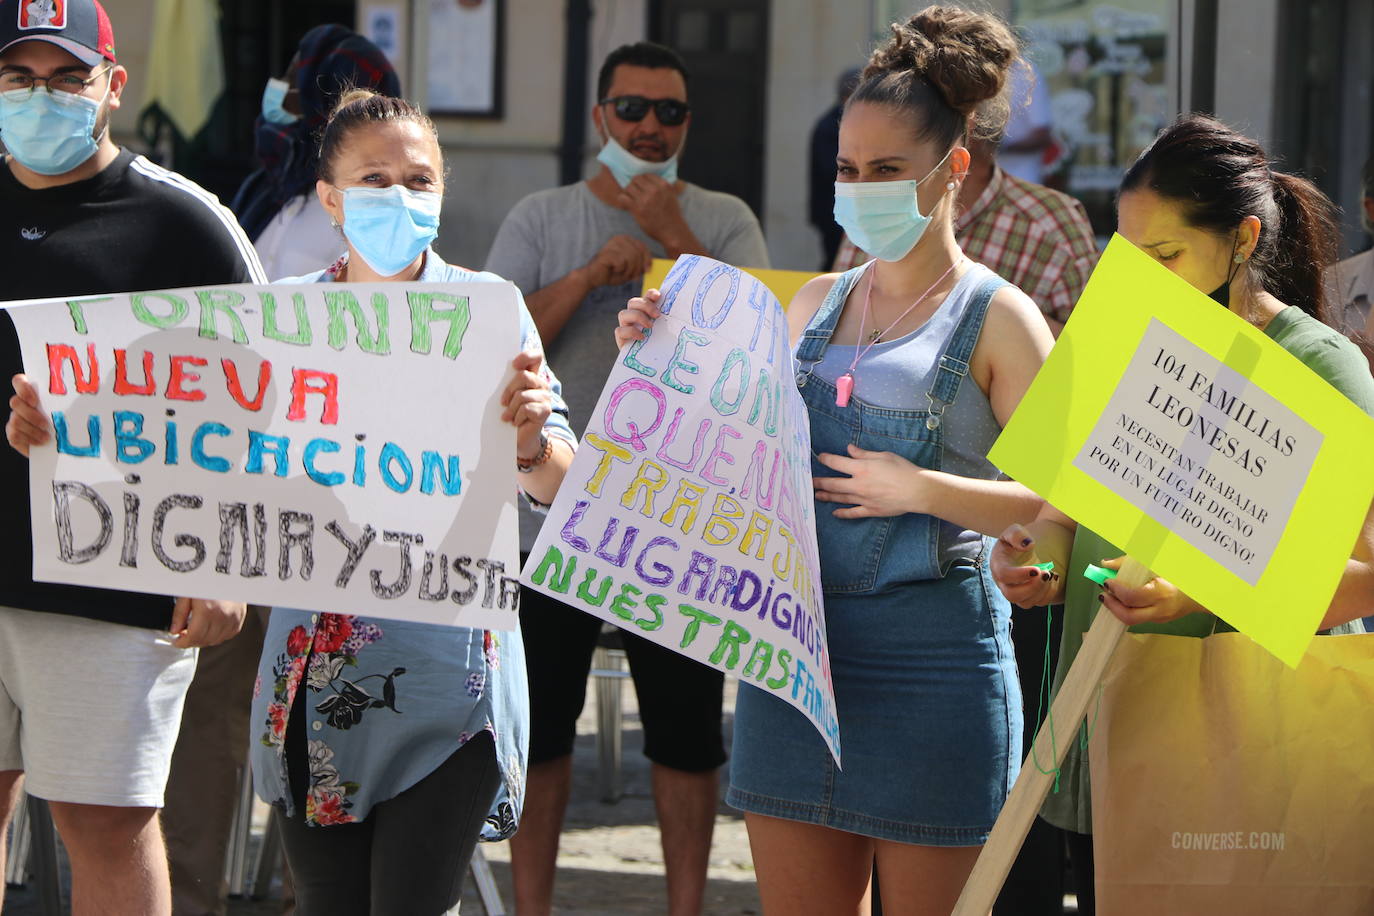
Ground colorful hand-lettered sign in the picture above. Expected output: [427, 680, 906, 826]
[525, 256, 840, 761]
[6, 282, 524, 629]
[644, 259, 818, 312]
[990, 235, 1374, 666]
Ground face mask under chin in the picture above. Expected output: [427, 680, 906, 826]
[596, 131, 680, 188]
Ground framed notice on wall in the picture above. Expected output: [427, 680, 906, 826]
[361, 3, 406, 77]
[426, 0, 504, 117]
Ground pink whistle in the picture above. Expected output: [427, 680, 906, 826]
[835, 373, 854, 407]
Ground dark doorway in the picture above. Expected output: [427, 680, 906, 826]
[145, 1, 357, 203]
[1273, 0, 1347, 194]
[1273, 0, 1374, 253]
[649, 0, 769, 217]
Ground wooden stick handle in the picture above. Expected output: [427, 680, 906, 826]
[951, 558, 1147, 916]
[1113, 557, 1154, 589]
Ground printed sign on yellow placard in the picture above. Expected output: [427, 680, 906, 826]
[990, 235, 1374, 667]
[643, 259, 818, 310]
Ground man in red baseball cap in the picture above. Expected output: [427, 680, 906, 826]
[1, 0, 117, 67]
[0, 0, 120, 178]
[0, 2, 265, 913]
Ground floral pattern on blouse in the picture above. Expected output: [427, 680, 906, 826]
[252, 609, 531, 837]
[257, 615, 405, 825]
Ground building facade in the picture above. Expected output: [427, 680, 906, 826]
[95, 0, 1374, 272]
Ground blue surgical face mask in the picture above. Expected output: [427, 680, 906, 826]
[338, 185, 442, 277]
[0, 84, 107, 176]
[596, 135, 679, 188]
[832, 149, 954, 262]
[261, 77, 298, 125]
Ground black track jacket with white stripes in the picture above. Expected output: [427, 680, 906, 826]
[0, 149, 267, 629]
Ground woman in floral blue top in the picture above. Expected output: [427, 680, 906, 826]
[247, 89, 576, 914]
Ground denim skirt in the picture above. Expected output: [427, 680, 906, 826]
[726, 554, 1022, 845]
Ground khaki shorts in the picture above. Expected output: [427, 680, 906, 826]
[0, 605, 196, 807]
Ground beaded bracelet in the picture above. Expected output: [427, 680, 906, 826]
[517, 432, 552, 473]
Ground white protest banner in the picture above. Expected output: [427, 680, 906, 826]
[521, 256, 840, 762]
[7, 282, 522, 629]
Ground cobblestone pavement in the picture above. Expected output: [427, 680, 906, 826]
[452, 676, 758, 914]
[4, 679, 760, 915]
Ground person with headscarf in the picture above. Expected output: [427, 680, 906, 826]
[230, 24, 400, 279]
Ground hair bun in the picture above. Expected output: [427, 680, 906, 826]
[866, 4, 1017, 128]
[330, 87, 380, 122]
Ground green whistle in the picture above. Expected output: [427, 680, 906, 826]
[1083, 564, 1118, 585]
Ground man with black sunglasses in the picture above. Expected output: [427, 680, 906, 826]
[486, 40, 767, 916]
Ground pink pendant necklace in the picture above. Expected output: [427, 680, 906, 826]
[835, 258, 963, 407]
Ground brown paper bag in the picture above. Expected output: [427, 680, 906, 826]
[1090, 631, 1374, 915]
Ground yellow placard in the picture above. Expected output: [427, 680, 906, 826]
[643, 259, 818, 310]
[990, 235, 1374, 667]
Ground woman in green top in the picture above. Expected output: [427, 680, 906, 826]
[990, 114, 1374, 914]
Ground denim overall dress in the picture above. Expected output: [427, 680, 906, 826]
[727, 262, 1022, 845]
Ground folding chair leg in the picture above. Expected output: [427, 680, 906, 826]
[592, 646, 625, 804]
[5, 791, 32, 887]
[27, 796, 62, 916]
[225, 763, 255, 896]
[249, 807, 281, 900]
[465, 846, 506, 915]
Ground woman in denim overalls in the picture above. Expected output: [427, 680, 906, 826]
[618, 9, 1056, 913]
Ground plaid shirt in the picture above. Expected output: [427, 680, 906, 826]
[831, 167, 1099, 324]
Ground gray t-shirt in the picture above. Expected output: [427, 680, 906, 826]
[485, 180, 770, 549]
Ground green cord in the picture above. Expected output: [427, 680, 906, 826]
[1030, 588, 1109, 794]
[1029, 606, 1106, 792]
[1029, 603, 1062, 793]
